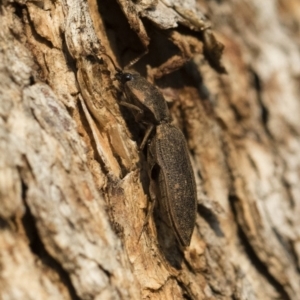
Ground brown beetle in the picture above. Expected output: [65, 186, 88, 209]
[103, 53, 197, 247]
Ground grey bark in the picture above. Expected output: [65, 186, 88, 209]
[1, 0, 300, 299]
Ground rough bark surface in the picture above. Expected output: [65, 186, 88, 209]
[1, 0, 300, 299]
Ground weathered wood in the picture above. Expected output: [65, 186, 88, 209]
[1, 0, 300, 299]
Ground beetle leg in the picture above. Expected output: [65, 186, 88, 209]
[119, 101, 144, 119]
[119, 101, 154, 150]
[137, 137, 158, 243]
[137, 183, 157, 244]
[139, 124, 154, 150]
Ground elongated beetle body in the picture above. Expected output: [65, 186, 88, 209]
[102, 53, 197, 247]
[147, 124, 197, 247]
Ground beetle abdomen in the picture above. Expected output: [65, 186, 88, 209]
[154, 124, 197, 247]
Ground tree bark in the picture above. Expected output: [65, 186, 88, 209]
[1, 0, 300, 299]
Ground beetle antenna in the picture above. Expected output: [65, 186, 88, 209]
[124, 49, 148, 69]
[101, 52, 122, 73]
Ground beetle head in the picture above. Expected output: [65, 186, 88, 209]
[115, 71, 134, 84]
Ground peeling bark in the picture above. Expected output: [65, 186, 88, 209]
[1, 0, 300, 299]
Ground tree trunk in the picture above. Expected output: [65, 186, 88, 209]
[1, 0, 300, 299]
